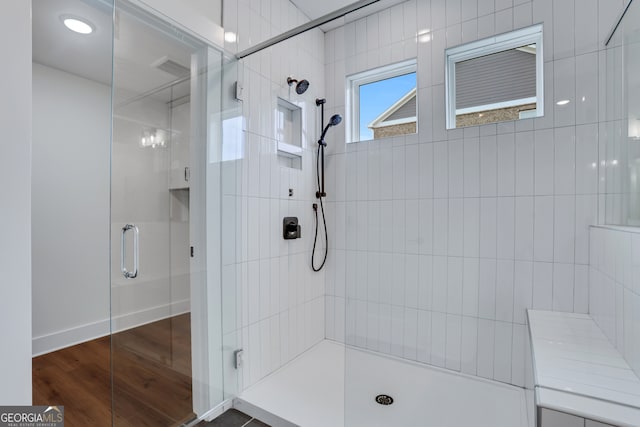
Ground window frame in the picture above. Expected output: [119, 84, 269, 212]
[345, 59, 417, 143]
[445, 24, 544, 129]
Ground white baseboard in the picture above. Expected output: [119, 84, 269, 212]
[32, 299, 190, 357]
[32, 318, 110, 357]
[110, 299, 190, 333]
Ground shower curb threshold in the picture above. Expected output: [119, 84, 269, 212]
[233, 398, 297, 427]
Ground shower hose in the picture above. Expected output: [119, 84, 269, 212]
[311, 143, 328, 272]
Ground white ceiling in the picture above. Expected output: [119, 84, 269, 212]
[32, 0, 113, 85]
[289, 0, 358, 20]
[32, 0, 408, 100]
[32, 0, 198, 104]
[289, 0, 408, 31]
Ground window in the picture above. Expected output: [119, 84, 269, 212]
[346, 59, 417, 143]
[445, 24, 544, 129]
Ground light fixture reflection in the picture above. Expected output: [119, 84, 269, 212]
[63, 17, 93, 34]
[225, 31, 237, 43]
[140, 128, 167, 149]
[417, 29, 432, 43]
[556, 99, 570, 106]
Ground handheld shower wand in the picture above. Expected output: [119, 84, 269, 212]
[318, 114, 343, 146]
[312, 99, 342, 272]
[316, 113, 342, 197]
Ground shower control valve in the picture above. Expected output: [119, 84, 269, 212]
[283, 217, 301, 239]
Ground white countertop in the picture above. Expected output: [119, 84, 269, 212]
[528, 310, 640, 426]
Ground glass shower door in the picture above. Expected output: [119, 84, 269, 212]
[109, 2, 229, 425]
[111, 76, 194, 426]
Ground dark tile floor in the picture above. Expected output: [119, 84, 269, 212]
[198, 409, 270, 427]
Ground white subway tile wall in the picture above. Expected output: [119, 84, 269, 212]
[221, 0, 637, 395]
[222, 0, 327, 392]
[590, 226, 640, 378]
[323, 0, 618, 388]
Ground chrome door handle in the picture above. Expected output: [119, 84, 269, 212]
[121, 224, 139, 279]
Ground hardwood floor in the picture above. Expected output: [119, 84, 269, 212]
[33, 336, 112, 426]
[32, 314, 193, 427]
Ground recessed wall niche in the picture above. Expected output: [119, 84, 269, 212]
[276, 97, 302, 169]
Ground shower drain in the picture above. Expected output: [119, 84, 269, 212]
[375, 394, 394, 405]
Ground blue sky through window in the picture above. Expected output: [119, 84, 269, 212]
[359, 72, 416, 141]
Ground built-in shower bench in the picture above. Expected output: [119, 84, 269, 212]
[527, 310, 640, 427]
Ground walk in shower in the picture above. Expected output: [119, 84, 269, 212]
[29, 0, 640, 426]
[227, 0, 639, 425]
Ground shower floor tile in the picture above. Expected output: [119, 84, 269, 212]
[237, 340, 531, 427]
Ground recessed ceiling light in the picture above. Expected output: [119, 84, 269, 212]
[224, 32, 237, 43]
[556, 99, 570, 106]
[62, 17, 94, 34]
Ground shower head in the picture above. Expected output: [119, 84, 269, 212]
[319, 114, 343, 146]
[287, 77, 310, 94]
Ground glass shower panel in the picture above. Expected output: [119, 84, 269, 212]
[216, 56, 244, 401]
[112, 79, 193, 425]
[605, 0, 640, 225]
[31, 0, 114, 424]
[341, 5, 420, 423]
[110, 2, 234, 424]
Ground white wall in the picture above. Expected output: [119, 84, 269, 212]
[0, 0, 32, 404]
[324, 0, 623, 388]
[32, 64, 192, 355]
[222, 0, 327, 392]
[589, 0, 640, 379]
[589, 226, 640, 378]
[32, 63, 111, 355]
